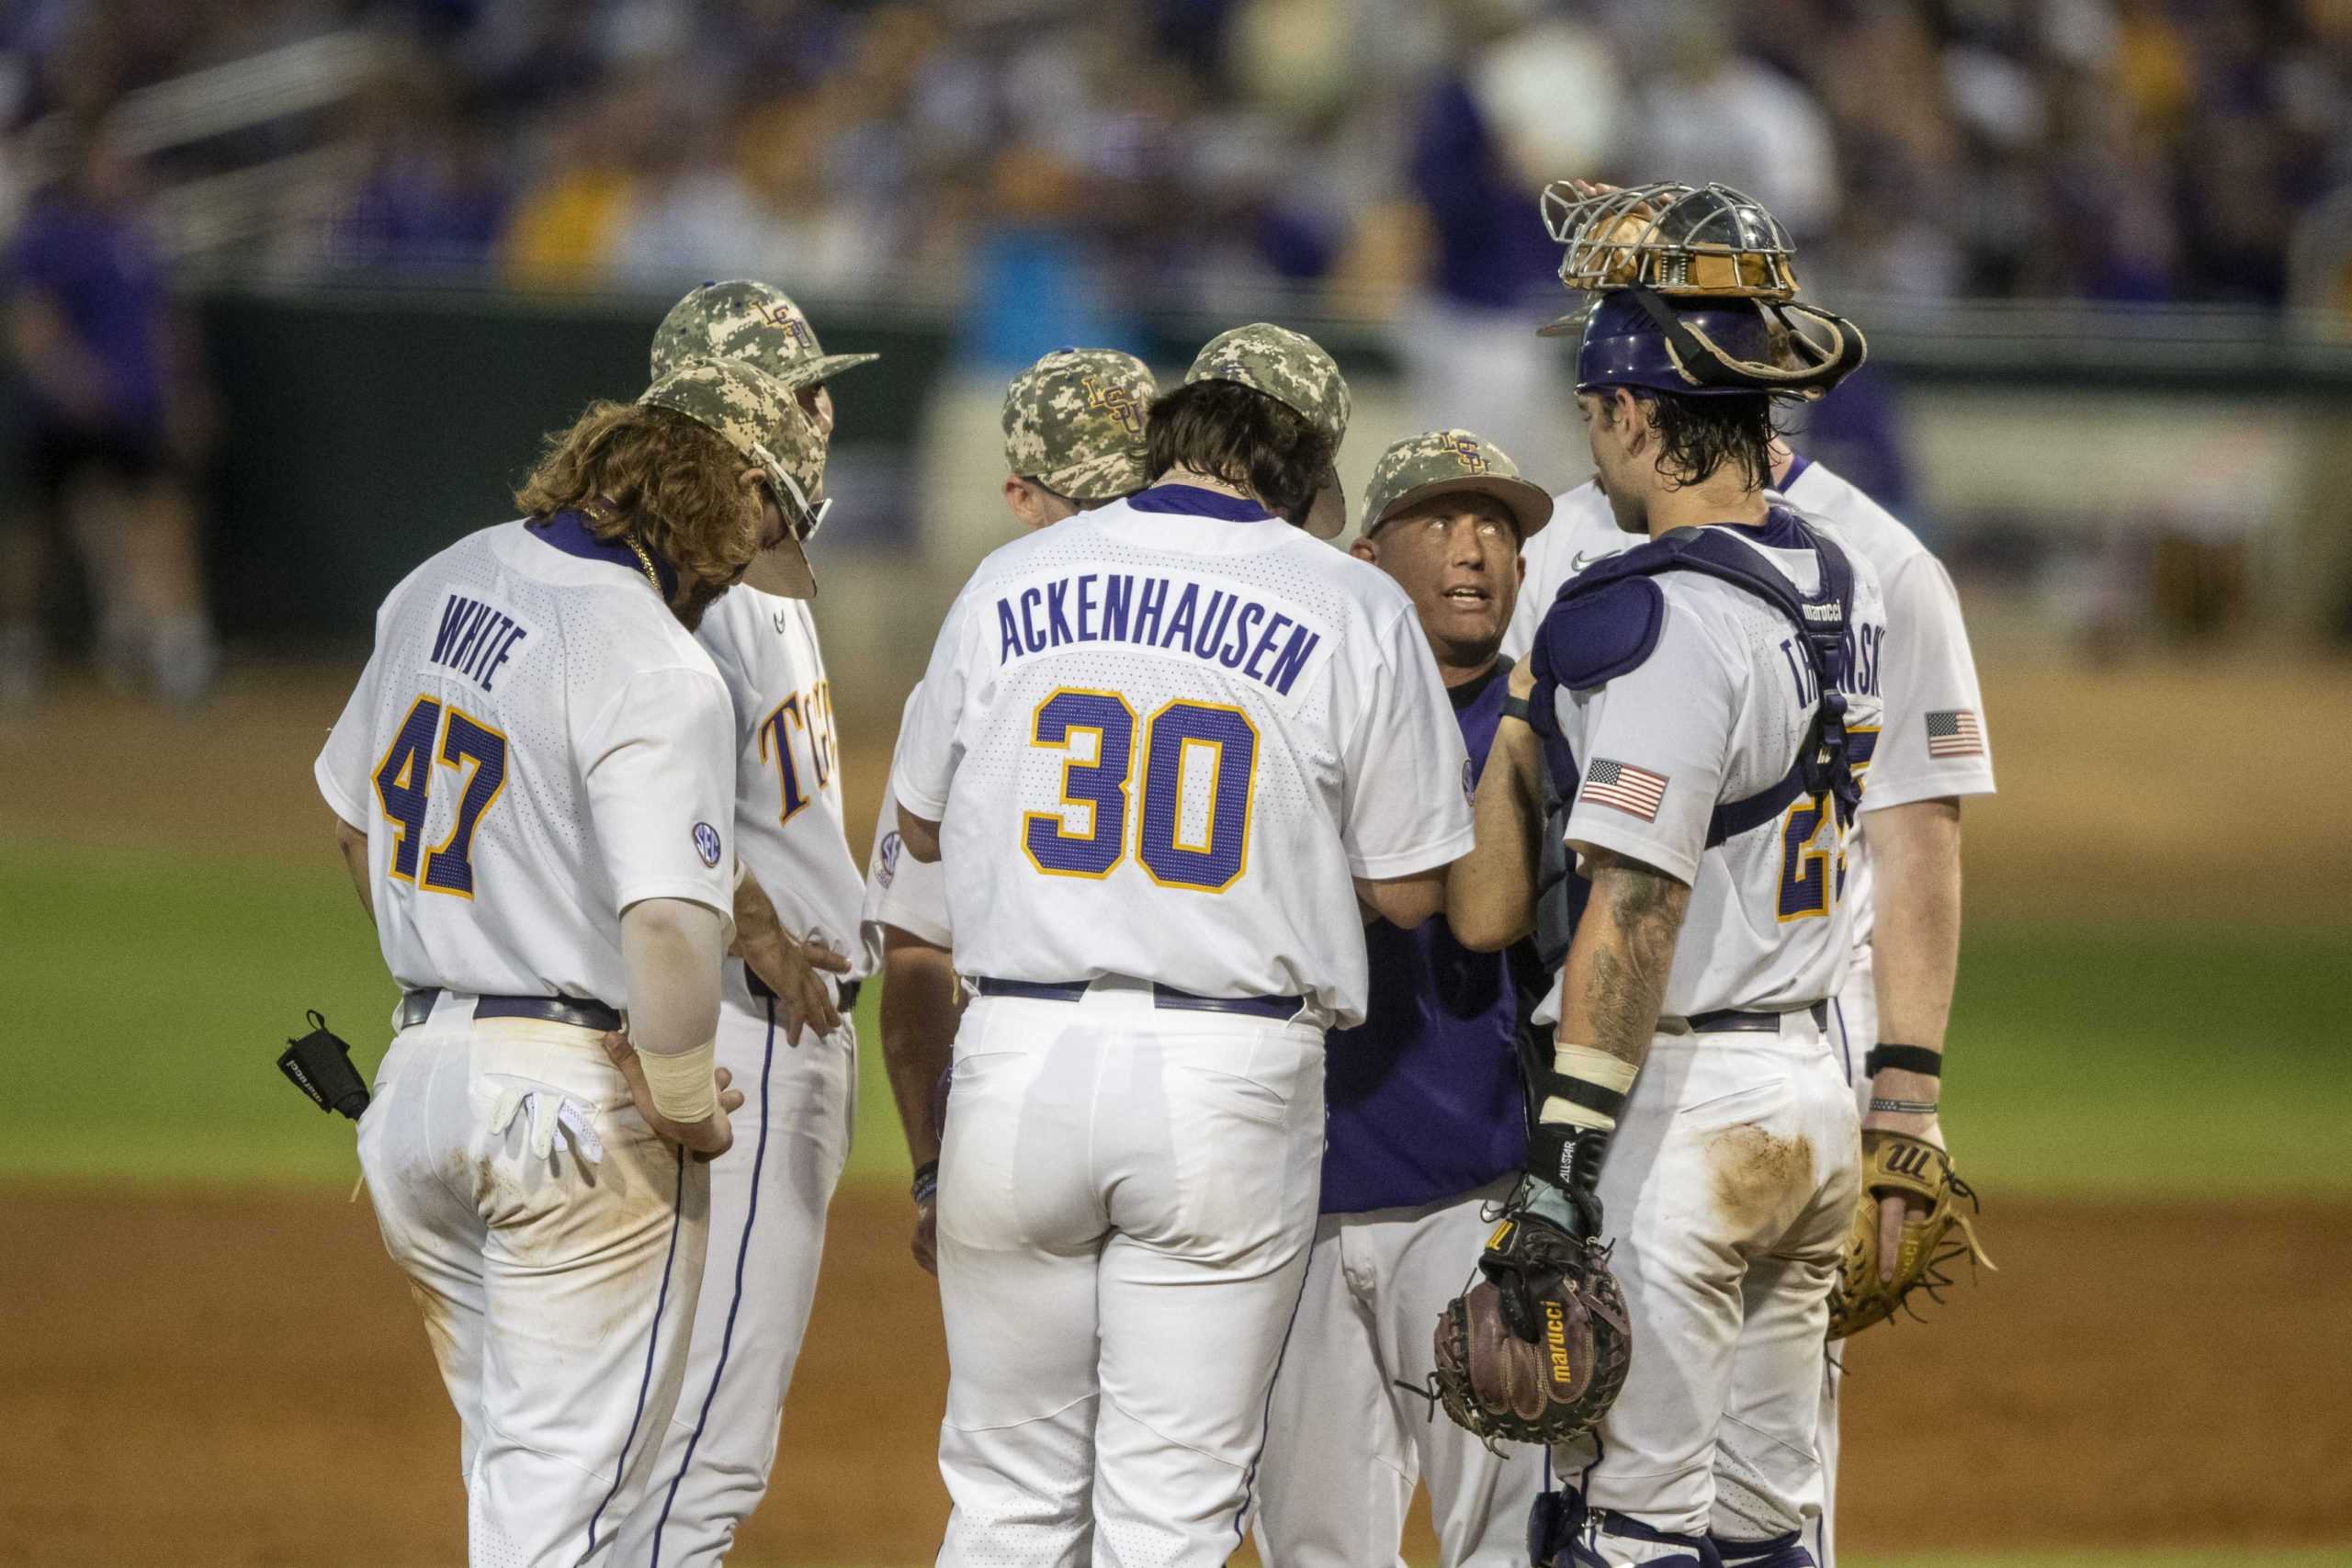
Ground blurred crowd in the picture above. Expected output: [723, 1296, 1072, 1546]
[6, 0, 2352, 705]
[5, 0, 2352, 320]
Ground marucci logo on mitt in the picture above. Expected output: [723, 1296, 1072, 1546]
[1427, 1206, 1633, 1451]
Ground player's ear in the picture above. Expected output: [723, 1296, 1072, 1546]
[1349, 533, 1377, 565]
[1002, 475, 1036, 529]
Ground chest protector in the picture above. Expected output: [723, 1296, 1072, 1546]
[1524, 512, 1860, 972]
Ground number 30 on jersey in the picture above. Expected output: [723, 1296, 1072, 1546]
[1022, 688, 1258, 892]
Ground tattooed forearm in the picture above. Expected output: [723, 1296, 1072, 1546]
[1557, 850, 1692, 1069]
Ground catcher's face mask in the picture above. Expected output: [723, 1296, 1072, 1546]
[1541, 180, 1801, 306]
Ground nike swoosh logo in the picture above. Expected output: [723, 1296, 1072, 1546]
[1569, 550, 1607, 572]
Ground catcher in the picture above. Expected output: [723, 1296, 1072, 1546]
[1482, 180, 1996, 1568]
[1438, 179, 1884, 1568]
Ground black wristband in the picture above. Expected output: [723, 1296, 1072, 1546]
[910, 1159, 939, 1206]
[1540, 1071, 1628, 1122]
[1501, 694, 1532, 725]
[1865, 1043, 1942, 1078]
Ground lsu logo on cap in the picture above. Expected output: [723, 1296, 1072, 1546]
[1451, 434, 1488, 474]
[1082, 372, 1143, 437]
[755, 300, 814, 349]
[692, 822, 723, 867]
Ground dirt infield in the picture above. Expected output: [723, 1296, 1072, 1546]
[3, 1190, 2345, 1566]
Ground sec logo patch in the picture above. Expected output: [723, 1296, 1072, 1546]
[877, 830, 902, 886]
[692, 822, 723, 867]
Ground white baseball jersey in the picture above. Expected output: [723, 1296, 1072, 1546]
[862, 694, 954, 951]
[1780, 458, 1997, 952]
[889, 485, 1475, 1027]
[1530, 507, 1888, 1022]
[314, 517, 736, 1004]
[696, 588, 878, 980]
[1508, 463, 1997, 962]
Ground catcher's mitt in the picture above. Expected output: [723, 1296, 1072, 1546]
[1431, 1203, 1632, 1449]
[1826, 1129, 1994, 1340]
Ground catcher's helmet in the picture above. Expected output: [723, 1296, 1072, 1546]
[1566, 285, 1867, 402]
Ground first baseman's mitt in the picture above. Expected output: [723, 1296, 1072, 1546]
[1826, 1129, 1994, 1340]
[1431, 1199, 1632, 1450]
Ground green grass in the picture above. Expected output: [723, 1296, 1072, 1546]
[4, 838, 2348, 1198]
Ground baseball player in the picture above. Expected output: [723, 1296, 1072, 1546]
[1247, 429, 1557, 1568]
[891, 324, 1474, 1566]
[861, 346, 1159, 1275]
[1448, 182, 1883, 1568]
[318, 358, 827, 1565]
[611, 282, 881, 1566]
[1498, 240, 1996, 1568]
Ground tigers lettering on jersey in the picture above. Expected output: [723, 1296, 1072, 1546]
[757, 678, 838, 827]
[990, 570, 1327, 696]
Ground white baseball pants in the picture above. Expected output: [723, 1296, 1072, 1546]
[614, 963, 858, 1566]
[356, 995, 709, 1568]
[1804, 949, 1876, 1568]
[1252, 1176, 1551, 1568]
[933, 981, 1327, 1568]
[1555, 1018, 1860, 1547]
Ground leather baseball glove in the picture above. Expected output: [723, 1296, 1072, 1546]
[1431, 1181, 1632, 1450]
[1827, 1129, 1994, 1340]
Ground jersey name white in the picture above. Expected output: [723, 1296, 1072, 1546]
[1508, 464, 1996, 961]
[315, 519, 736, 1005]
[1529, 510, 1889, 1023]
[889, 489, 1474, 1027]
[697, 589, 876, 980]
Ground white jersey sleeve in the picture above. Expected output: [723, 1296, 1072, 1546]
[1340, 602, 1479, 879]
[863, 684, 956, 951]
[1861, 551, 1996, 810]
[316, 644, 386, 831]
[888, 592, 976, 823]
[863, 775, 956, 949]
[578, 665, 738, 916]
[1556, 602, 1737, 886]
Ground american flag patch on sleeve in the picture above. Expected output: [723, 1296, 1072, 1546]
[1581, 758, 1669, 821]
[1926, 709, 1985, 758]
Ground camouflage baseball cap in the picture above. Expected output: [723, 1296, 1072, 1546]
[639, 357, 829, 598]
[650, 280, 879, 390]
[1002, 348, 1156, 502]
[1184, 322, 1352, 538]
[1361, 429, 1554, 541]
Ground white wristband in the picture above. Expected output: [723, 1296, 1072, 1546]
[1538, 1043, 1639, 1132]
[636, 1038, 718, 1124]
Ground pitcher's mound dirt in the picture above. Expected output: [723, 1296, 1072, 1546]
[3, 1190, 2346, 1566]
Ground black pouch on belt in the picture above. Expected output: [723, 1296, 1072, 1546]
[279, 1010, 370, 1121]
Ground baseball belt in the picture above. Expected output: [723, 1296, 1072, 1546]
[396, 989, 623, 1033]
[745, 968, 862, 1013]
[1675, 1000, 1828, 1034]
[973, 976, 1306, 1021]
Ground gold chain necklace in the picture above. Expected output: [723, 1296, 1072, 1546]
[620, 533, 664, 598]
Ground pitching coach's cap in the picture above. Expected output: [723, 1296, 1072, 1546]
[650, 280, 879, 389]
[1002, 348, 1157, 502]
[1360, 429, 1553, 541]
[1183, 322, 1351, 538]
[639, 358, 829, 598]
